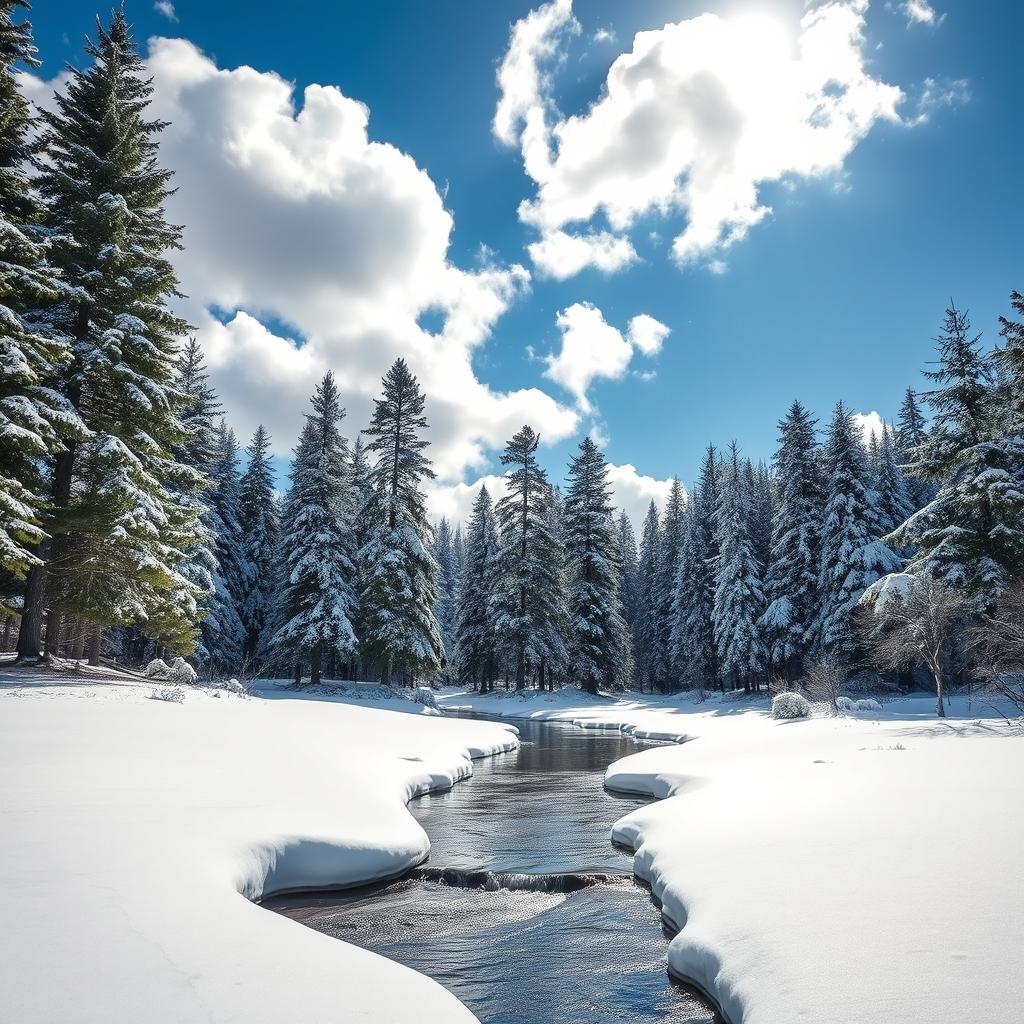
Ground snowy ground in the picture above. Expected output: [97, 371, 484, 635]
[438, 686, 1024, 1023]
[0, 667, 518, 1024]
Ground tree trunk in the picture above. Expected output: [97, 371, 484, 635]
[2, 614, 13, 651]
[16, 565, 46, 660]
[87, 630, 102, 666]
[71, 622, 86, 662]
[45, 607, 64, 660]
[293, 662, 302, 686]
[310, 643, 322, 686]
[515, 647, 526, 691]
[933, 666, 946, 718]
[382, 653, 393, 687]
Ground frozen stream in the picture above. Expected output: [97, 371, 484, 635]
[267, 714, 720, 1023]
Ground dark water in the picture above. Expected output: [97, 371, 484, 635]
[268, 716, 720, 1024]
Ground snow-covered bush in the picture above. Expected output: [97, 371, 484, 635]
[225, 677, 245, 695]
[169, 657, 198, 685]
[772, 692, 811, 720]
[144, 658, 172, 679]
[855, 698, 881, 713]
[412, 686, 439, 711]
[836, 696, 856, 712]
[150, 687, 184, 703]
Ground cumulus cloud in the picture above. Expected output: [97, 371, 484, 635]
[153, 1, 177, 21]
[495, 0, 908, 278]
[543, 302, 669, 413]
[23, 38, 581, 482]
[852, 410, 886, 446]
[426, 461, 671, 529]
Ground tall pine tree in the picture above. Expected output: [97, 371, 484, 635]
[238, 424, 278, 665]
[359, 359, 442, 683]
[453, 484, 499, 690]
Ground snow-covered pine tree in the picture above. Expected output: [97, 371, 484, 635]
[655, 477, 686, 688]
[888, 304, 1024, 606]
[615, 511, 640, 651]
[272, 373, 357, 685]
[712, 443, 766, 691]
[563, 437, 627, 694]
[492, 425, 561, 690]
[238, 424, 278, 665]
[894, 387, 934, 510]
[453, 484, 499, 690]
[749, 460, 775, 573]
[359, 359, 442, 684]
[452, 524, 465, 599]
[432, 517, 459, 683]
[540, 483, 571, 689]
[18, 11, 202, 659]
[813, 403, 901, 659]
[875, 424, 914, 538]
[634, 501, 662, 691]
[669, 510, 716, 694]
[758, 401, 822, 679]
[0, 0, 86, 580]
[204, 421, 246, 670]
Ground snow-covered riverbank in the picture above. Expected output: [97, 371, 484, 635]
[439, 686, 1024, 1023]
[0, 671, 517, 1024]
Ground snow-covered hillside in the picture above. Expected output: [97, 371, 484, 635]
[0, 672, 517, 1024]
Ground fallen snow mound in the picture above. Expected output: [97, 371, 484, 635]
[772, 691, 811, 720]
[412, 686, 440, 711]
[836, 696, 856, 712]
[144, 657, 198, 685]
[855, 698, 881, 713]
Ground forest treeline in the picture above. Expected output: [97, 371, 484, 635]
[2, 6, 1023, 708]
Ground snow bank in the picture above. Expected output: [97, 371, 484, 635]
[0, 672, 518, 1023]
[440, 686, 1024, 1023]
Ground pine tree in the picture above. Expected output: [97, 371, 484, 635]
[272, 373, 357, 684]
[359, 359, 442, 683]
[18, 11, 201, 658]
[894, 387, 934, 510]
[875, 424, 914, 537]
[0, 0, 86, 580]
[759, 401, 822, 678]
[615, 512, 640, 648]
[670, 510, 716, 694]
[540, 482, 571, 689]
[204, 421, 246, 670]
[749, 460, 775, 572]
[814, 403, 901, 658]
[634, 501, 662, 691]
[238, 424, 278, 665]
[889, 304, 1024, 605]
[712, 443, 766, 690]
[655, 477, 686, 688]
[432, 516, 459, 682]
[563, 437, 627, 694]
[453, 485, 499, 690]
[492, 425, 562, 690]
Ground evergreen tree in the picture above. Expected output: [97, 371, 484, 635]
[889, 305, 1024, 606]
[0, 0, 86, 579]
[492, 425, 562, 690]
[758, 401, 822, 678]
[712, 443, 766, 690]
[814, 403, 900, 658]
[634, 501, 662, 691]
[204, 421, 246, 670]
[18, 11, 201, 658]
[541, 483, 571, 689]
[453, 485, 499, 690]
[272, 373, 357, 684]
[894, 387, 934, 509]
[359, 359, 442, 683]
[432, 516, 459, 682]
[238, 424, 278, 665]
[563, 437, 627, 693]
[615, 511, 640, 648]
[875, 424, 914, 538]
[670, 510, 716, 693]
[655, 477, 686, 688]
[749, 460, 775, 573]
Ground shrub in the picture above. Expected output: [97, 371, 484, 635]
[836, 695, 856, 712]
[772, 691, 811, 720]
[168, 657, 198, 685]
[855, 698, 881, 713]
[413, 685, 440, 710]
[150, 687, 184, 703]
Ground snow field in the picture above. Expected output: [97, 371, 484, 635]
[0, 674, 518, 1024]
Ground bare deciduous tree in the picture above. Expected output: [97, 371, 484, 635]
[802, 656, 848, 714]
[861, 575, 968, 718]
[968, 585, 1024, 714]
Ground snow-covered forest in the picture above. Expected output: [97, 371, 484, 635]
[3, 5, 1024, 715]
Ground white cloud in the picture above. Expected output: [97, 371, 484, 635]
[907, 76, 969, 126]
[901, 1, 942, 26]
[592, 28, 616, 45]
[153, 0, 177, 21]
[425, 462, 671, 529]
[495, 0, 907, 277]
[852, 410, 885, 446]
[527, 227, 636, 279]
[23, 39, 581, 482]
[542, 302, 669, 413]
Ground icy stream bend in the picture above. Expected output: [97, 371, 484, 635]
[268, 714, 722, 1024]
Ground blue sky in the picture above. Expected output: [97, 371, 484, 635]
[27, 0, 1022, 521]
